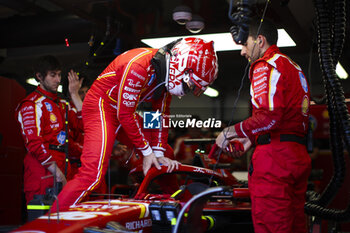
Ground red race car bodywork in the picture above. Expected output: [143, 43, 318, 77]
[13, 163, 251, 233]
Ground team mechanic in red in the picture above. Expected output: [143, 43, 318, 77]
[216, 18, 311, 233]
[51, 37, 219, 211]
[16, 55, 83, 204]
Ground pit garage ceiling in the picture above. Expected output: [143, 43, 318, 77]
[0, 0, 349, 96]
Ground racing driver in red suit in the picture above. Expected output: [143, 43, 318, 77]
[16, 55, 83, 205]
[216, 18, 311, 233]
[51, 37, 219, 211]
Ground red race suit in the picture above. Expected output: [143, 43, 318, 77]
[234, 45, 311, 233]
[67, 101, 85, 177]
[16, 86, 83, 204]
[52, 48, 173, 211]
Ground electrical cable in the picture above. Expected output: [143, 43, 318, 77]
[304, 0, 350, 222]
[229, 0, 254, 44]
[209, 0, 270, 184]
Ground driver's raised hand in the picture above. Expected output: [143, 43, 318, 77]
[68, 70, 83, 95]
[157, 157, 180, 173]
[67, 69, 83, 111]
[143, 152, 161, 176]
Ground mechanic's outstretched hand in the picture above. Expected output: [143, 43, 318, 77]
[216, 126, 252, 158]
[157, 157, 180, 173]
[215, 126, 237, 149]
[224, 138, 252, 158]
[143, 153, 161, 176]
[47, 163, 67, 186]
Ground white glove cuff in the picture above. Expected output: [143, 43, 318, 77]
[141, 146, 153, 156]
[153, 150, 164, 158]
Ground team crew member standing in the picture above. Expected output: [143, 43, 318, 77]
[52, 37, 218, 211]
[16, 55, 83, 204]
[216, 18, 311, 233]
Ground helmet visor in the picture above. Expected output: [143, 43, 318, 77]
[183, 73, 206, 97]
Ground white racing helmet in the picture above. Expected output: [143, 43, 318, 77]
[165, 37, 218, 97]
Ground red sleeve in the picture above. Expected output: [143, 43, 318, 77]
[149, 92, 172, 157]
[235, 62, 284, 140]
[64, 101, 83, 133]
[117, 63, 152, 156]
[16, 101, 53, 165]
[66, 101, 84, 158]
[68, 139, 83, 159]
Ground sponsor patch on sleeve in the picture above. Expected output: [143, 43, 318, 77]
[302, 95, 309, 116]
[299, 72, 308, 93]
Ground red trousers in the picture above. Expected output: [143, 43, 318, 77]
[248, 136, 311, 233]
[51, 94, 173, 211]
[24, 151, 72, 205]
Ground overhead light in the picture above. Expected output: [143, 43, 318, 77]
[186, 15, 205, 34]
[336, 62, 348, 79]
[26, 77, 63, 93]
[26, 77, 39, 86]
[204, 87, 219, 97]
[173, 5, 192, 25]
[141, 29, 296, 52]
[277, 29, 296, 47]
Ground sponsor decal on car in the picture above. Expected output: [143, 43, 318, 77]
[38, 211, 111, 220]
[125, 219, 152, 230]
